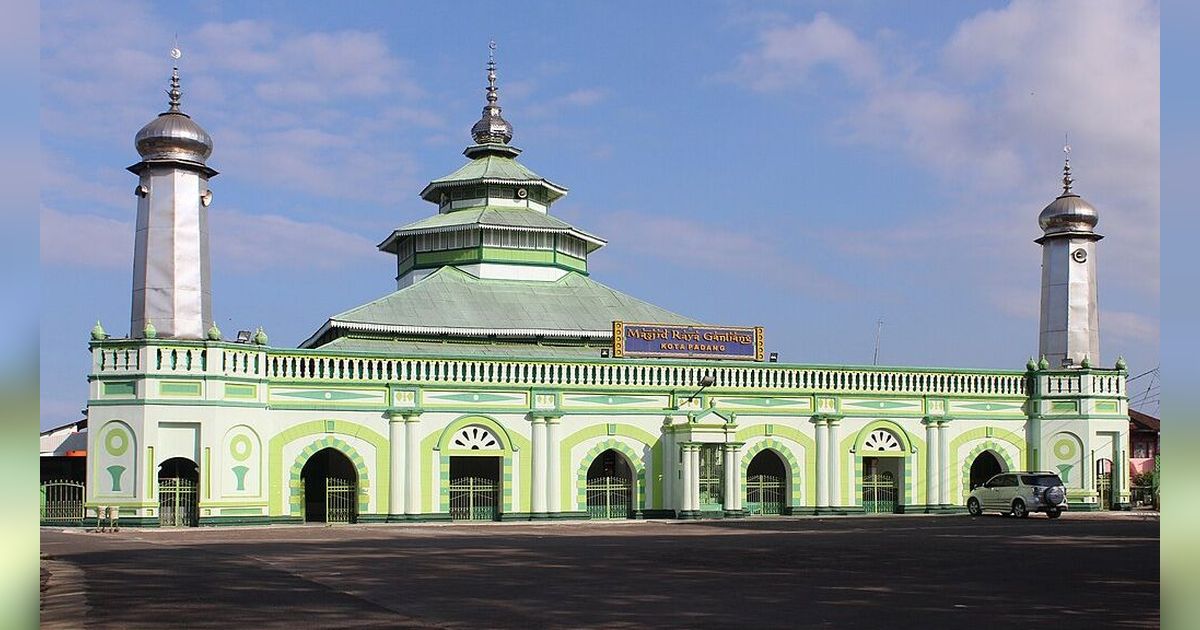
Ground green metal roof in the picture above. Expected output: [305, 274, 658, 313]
[378, 207, 606, 252]
[317, 336, 607, 358]
[419, 154, 567, 202]
[303, 266, 701, 348]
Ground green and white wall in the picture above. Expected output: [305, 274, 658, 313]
[84, 339, 1129, 525]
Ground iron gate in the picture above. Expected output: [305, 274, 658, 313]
[1096, 471, 1113, 510]
[586, 476, 632, 519]
[449, 476, 499, 520]
[746, 474, 783, 515]
[158, 477, 198, 527]
[862, 472, 898, 514]
[326, 477, 357, 524]
[40, 480, 85, 524]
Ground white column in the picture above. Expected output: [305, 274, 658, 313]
[404, 415, 421, 516]
[530, 416, 547, 515]
[546, 417, 562, 513]
[925, 419, 939, 510]
[814, 418, 829, 509]
[827, 418, 841, 508]
[690, 445, 701, 513]
[679, 444, 694, 513]
[388, 416, 405, 518]
[723, 444, 738, 513]
[938, 421, 951, 505]
[734, 443, 744, 510]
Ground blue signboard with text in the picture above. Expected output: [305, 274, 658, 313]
[613, 322, 764, 361]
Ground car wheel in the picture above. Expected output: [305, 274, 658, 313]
[1012, 500, 1028, 518]
[967, 498, 982, 516]
[1046, 508, 1062, 519]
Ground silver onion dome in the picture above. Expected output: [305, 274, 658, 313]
[1038, 154, 1098, 233]
[135, 67, 213, 163]
[470, 47, 513, 145]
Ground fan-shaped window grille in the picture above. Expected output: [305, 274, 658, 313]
[862, 429, 902, 452]
[451, 425, 501, 451]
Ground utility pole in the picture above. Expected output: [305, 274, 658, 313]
[873, 318, 884, 365]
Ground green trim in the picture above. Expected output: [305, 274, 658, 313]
[267, 420, 389, 517]
[947, 427, 1027, 504]
[285, 436, 372, 517]
[102, 381, 136, 396]
[159, 381, 203, 397]
[559, 424, 661, 509]
[735, 424, 816, 507]
[957, 440, 1017, 504]
[575, 440, 647, 510]
[740, 439, 803, 507]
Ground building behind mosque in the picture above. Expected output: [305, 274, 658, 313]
[70, 51, 1132, 527]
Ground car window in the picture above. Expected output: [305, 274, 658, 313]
[997, 474, 1018, 487]
[1021, 474, 1063, 487]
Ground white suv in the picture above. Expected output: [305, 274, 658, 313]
[966, 472, 1067, 519]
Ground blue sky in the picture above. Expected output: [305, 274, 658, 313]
[39, 1, 1160, 427]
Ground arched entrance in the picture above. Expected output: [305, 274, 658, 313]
[585, 449, 634, 519]
[158, 457, 199, 527]
[862, 456, 901, 514]
[300, 448, 358, 523]
[1096, 458, 1114, 510]
[969, 451, 1005, 490]
[745, 450, 786, 515]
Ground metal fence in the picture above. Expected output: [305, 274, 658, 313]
[158, 477, 198, 527]
[746, 474, 783, 515]
[449, 476, 499, 521]
[586, 476, 632, 519]
[862, 472, 898, 514]
[40, 480, 85, 524]
[326, 477, 357, 524]
[1096, 472, 1113, 510]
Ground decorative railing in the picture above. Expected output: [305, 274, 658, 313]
[90, 340, 1048, 398]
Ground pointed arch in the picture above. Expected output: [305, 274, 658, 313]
[576, 439, 647, 509]
[287, 436, 370, 516]
[740, 439, 802, 507]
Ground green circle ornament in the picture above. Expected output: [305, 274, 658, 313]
[105, 429, 129, 456]
[229, 435, 252, 462]
[1053, 438, 1077, 460]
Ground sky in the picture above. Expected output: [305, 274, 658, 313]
[39, 0, 1160, 428]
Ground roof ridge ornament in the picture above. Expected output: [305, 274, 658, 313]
[1061, 134, 1073, 195]
[470, 40, 514, 145]
[168, 40, 183, 113]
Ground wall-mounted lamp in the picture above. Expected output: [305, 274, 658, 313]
[769, 352, 778, 363]
[236, 330, 253, 343]
[600, 348, 611, 358]
[683, 374, 717, 405]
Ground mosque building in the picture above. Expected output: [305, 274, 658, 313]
[75, 50, 1131, 527]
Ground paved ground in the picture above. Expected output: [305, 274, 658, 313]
[41, 512, 1159, 628]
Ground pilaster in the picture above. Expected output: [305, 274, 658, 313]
[812, 416, 829, 510]
[546, 415, 562, 514]
[403, 411, 423, 517]
[922, 416, 940, 512]
[529, 415, 548, 517]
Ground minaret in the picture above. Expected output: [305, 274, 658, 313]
[128, 48, 217, 339]
[1036, 143, 1101, 367]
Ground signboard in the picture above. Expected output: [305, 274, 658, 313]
[613, 322, 764, 361]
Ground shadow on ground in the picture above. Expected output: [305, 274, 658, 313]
[41, 516, 1158, 629]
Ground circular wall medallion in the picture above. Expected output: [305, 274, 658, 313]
[1053, 438, 1078, 460]
[230, 435, 253, 461]
[1071, 248, 1087, 263]
[105, 429, 129, 456]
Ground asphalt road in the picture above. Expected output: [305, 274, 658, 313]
[41, 513, 1159, 629]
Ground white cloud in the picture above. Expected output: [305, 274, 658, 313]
[40, 206, 132, 269]
[41, 1, 434, 204]
[40, 206, 376, 272]
[592, 210, 841, 294]
[731, 12, 880, 90]
[1102, 310, 1160, 345]
[725, 1, 1159, 301]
